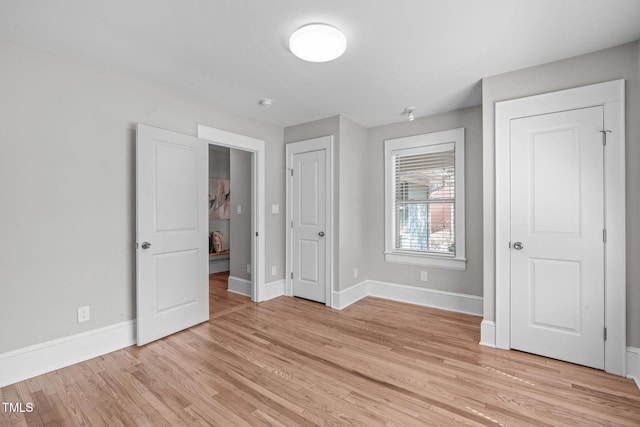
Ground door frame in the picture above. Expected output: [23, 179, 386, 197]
[197, 124, 266, 302]
[495, 79, 626, 375]
[285, 136, 334, 307]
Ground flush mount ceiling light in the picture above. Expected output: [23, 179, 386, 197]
[289, 24, 347, 62]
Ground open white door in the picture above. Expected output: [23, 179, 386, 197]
[136, 124, 209, 346]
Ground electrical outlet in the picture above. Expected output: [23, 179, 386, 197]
[78, 306, 90, 323]
[247, 264, 251, 274]
[271, 204, 280, 214]
[420, 271, 428, 281]
[236, 205, 242, 214]
[271, 265, 277, 276]
[353, 268, 358, 279]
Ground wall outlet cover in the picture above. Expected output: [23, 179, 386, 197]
[78, 306, 90, 323]
[420, 271, 428, 281]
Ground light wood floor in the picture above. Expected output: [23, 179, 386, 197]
[1, 273, 639, 426]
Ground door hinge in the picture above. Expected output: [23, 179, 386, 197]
[291, 272, 293, 279]
[291, 220, 294, 228]
[604, 327, 607, 341]
[290, 168, 293, 176]
[600, 129, 611, 146]
[508, 241, 511, 249]
[603, 229, 607, 243]
[256, 232, 259, 237]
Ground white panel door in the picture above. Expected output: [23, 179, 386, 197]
[291, 148, 327, 303]
[136, 124, 209, 346]
[510, 106, 604, 369]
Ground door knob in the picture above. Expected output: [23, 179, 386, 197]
[141, 242, 152, 250]
[318, 231, 325, 237]
[513, 242, 523, 250]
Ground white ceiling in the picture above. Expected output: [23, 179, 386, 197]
[1, 0, 639, 128]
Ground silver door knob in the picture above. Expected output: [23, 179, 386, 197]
[513, 242, 523, 250]
[141, 242, 152, 250]
[318, 231, 325, 237]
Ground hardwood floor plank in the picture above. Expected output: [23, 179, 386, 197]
[2, 272, 639, 426]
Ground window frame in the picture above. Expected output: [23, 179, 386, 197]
[384, 128, 466, 270]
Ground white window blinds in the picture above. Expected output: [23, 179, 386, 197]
[393, 142, 456, 255]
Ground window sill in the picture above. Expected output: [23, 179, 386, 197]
[384, 252, 467, 271]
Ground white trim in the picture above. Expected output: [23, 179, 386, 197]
[332, 280, 482, 316]
[0, 321, 135, 387]
[384, 252, 467, 270]
[480, 320, 496, 348]
[263, 279, 285, 301]
[627, 347, 640, 391]
[197, 124, 266, 303]
[384, 128, 466, 271]
[331, 281, 369, 310]
[494, 79, 626, 376]
[285, 136, 334, 307]
[228, 276, 251, 297]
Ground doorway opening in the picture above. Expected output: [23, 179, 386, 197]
[207, 144, 253, 300]
[198, 124, 266, 303]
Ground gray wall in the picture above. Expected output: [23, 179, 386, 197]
[229, 149, 252, 281]
[337, 117, 369, 290]
[482, 41, 640, 346]
[0, 39, 284, 354]
[366, 106, 484, 296]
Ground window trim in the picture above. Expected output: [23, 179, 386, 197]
[384, 128, 466, 270]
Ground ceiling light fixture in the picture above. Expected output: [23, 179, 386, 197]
[404, 107, 415, 121]
[259, 98, 273, 107]
[289, 23, 347, 62]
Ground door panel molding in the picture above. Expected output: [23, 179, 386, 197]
[493, 80, 626, 376]
[286, 136, 334, 306]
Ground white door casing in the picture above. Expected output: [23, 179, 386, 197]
[196, 124, 265, 302]
[494, 79, 626, 376]
[286, 136, 333, 306]
[510, 107, 604, 369]
[136, 124, 209, 346]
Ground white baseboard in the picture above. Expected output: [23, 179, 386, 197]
[368, 280, 483, 316]
[0, 320, 136, 388]
[263, 279, 285, 301]
[331, 281, 368, 310]
[228, 275, 252, 297]
[332, 280, 482, 316]
[627, 347, 640, 391]
[479, 320, 496, 348]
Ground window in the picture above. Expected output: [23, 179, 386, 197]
[384, 128, 466, 270]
